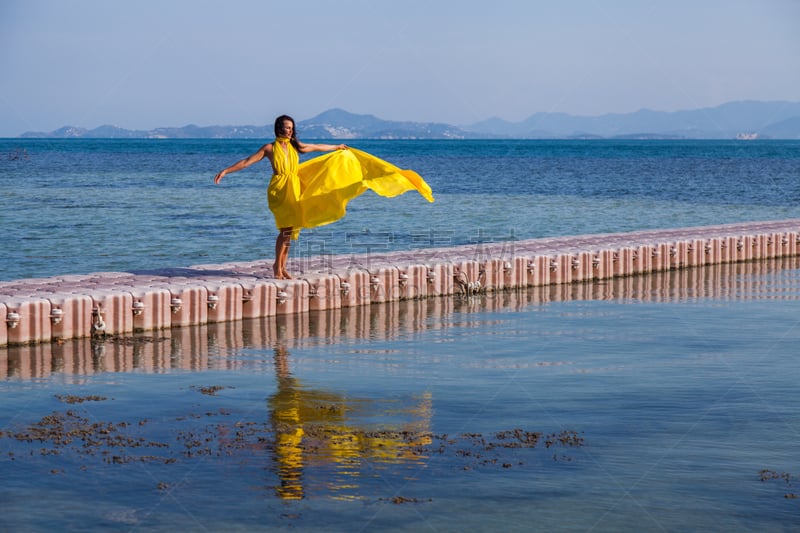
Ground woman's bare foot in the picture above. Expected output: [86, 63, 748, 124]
[282, 269, 293, 279]
[273, 263, 285, 279]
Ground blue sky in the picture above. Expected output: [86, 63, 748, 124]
[1, 0, 798, 136]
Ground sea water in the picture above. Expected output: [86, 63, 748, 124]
[1, 139, 798, 280]
[1, 139, 800, 531]
[1, 262, 799, 531]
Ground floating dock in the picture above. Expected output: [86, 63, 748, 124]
[1, 219, 798, 347]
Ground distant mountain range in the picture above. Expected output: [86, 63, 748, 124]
[19, 101, 800, 140]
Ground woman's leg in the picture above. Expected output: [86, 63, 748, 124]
[274, 227, 293, 279]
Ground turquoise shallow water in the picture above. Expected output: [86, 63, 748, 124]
[1, 259, 799, 531]
[1, 139, 799, 280]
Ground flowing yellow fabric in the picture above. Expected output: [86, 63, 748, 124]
[267, 143, 434, 239]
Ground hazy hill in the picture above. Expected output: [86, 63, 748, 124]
[18, 101, 800, 139]
[297, 108, 476, 139]
[760, 116, 800, 138]
[467, 101, 800, 139]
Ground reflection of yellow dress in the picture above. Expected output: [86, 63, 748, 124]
[269, 372, 433, 501]
[267, 139, 434, 239]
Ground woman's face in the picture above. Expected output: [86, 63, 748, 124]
[279, 120, 294, 137]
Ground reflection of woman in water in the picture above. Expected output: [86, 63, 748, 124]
[214, 115, 434, 279]
[267, 345, 432, 500]
[269, 345, 348, 500]
[270, 345, 306, 500]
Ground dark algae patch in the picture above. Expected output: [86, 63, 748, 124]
[55, 394, 108, 404]
[760, 470, 800, 500]
[1, 408, 169, 462]
[0, 393, 586, 502]
[189, 385, 232, 396]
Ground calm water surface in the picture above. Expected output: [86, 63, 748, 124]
[1, 259, 799, 531]
[1, 139, 799, 280]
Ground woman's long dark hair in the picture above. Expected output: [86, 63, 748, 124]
[274, 115, 301, 151]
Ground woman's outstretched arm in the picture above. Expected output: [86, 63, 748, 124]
[296, 141, 347, 154]
[214, 144, 272, 184]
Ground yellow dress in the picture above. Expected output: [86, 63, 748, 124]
[267, 138, 434, 239]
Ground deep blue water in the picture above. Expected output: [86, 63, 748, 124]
[1, 139, 799, 280]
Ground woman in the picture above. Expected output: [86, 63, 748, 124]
[214, 114, 434, 279]
[214, 115, 346, 279]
